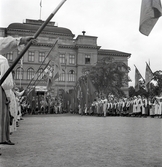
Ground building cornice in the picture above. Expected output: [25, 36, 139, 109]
[76, 44, 101, 49]
[98, 49, 131, 58]
[7, 28, 74, 37]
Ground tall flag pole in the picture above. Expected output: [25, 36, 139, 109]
[145, 62, 154, 91]
[139, 0, 162, 36]
[40, 0, 42, 20]
[0, 0, 67, 86]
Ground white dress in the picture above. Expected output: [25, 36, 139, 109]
[156, 97, 162, 115]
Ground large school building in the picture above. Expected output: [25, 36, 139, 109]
[0, 19, 131, 97]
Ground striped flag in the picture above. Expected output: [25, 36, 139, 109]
[139, 0, 162, 36]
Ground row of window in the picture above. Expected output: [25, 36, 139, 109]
[5, 51, 91, 64]
[15, 67, 75, 82]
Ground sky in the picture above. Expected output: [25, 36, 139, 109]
[0, 0, 162, 87]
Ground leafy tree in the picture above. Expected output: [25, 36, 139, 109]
[128, 86, 136, 97]
[82, 59, 130, 98]
[129, 70, 162, 98]
[152, 70, 162, 95]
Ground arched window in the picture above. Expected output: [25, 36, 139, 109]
[27, 68, 35, 80]
[37, 68, 44, 80]
[59, 70, 65, 81]
[68, 70, 75, 82]
[15, 67, 23, 80]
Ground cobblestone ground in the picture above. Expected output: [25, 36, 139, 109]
[0, 114, 162, 167]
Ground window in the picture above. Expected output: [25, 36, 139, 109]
[28, 51, 35, 62]
[59, 70, 65, 81]
[5, 52, 13, 61]
[15, 67, 23, 80]
[39, 52, 45, 62]
[85, 55, 90, 64]
[68, 70, 75, 82]
[60, 54, 65, 64]
[69, 55, 75, 64]
[37, 68, 44, 80]
[27, 68, 35, 80]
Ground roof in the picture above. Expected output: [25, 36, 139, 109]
[98, 49, 131, 57]
[7, 23, 74, 37]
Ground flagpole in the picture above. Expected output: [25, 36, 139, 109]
[40, 0, 42, 20]
[0, 0, 67, 86]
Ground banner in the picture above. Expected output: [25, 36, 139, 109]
[145, 62, 153, 91]
[139, 0, 162, 36]
[135, 66, 144, 91]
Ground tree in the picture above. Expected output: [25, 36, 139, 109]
[128, 86, 136, 97]
[151, 70, 162, 96]
[82, 59, 130, 97]
[128, 70, 162, 98]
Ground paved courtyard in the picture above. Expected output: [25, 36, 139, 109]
[0, 114, 162, 167]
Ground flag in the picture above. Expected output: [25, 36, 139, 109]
[139, 0, 162, 36]
[86, 77, 96, 108]
[80, 79, 87, 109]
[46, 40, 63, 89]
[145, 62, 153, 91]
[42, 63, 53, 80]
[135, 66, 144, 91]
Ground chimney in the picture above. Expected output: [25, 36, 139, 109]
[82, 31, 86, 35]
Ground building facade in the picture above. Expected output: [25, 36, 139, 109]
[0, 19, 131, 97]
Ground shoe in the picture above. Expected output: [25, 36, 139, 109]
[8, 140, 15, 145]
[0, 140, 15, 145]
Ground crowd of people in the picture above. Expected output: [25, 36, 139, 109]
[23, 96, 65, 115]
[75, 95, 162, 118]
[22, 93, 162, 119]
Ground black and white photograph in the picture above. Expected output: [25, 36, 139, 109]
[0, 0, 162, 166]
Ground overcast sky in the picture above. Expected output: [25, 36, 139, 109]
[0, 0, 162, 87]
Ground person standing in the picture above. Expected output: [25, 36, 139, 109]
[102, 96, 107, 117]
[0, 36, 36, 146]
[133, 96, 138, 116]
[155, 94, 162, 118]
